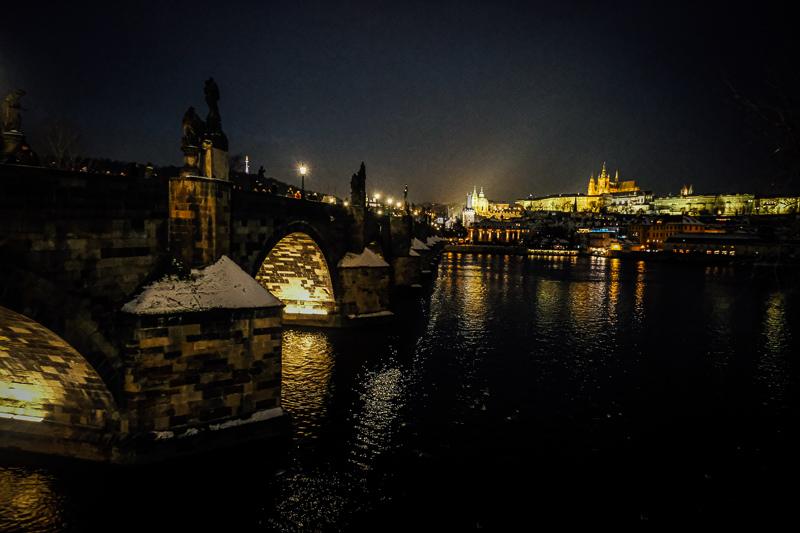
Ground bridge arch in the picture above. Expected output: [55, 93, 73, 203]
[0, 262, 125, 404]
[0, 306, 119, 430]
[253, 220, 340, 317]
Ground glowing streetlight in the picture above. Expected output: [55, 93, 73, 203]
[299, 166, 307, 200]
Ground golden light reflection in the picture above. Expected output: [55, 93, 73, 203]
[281, 328, 334, 442]
[607, 258, 621, 327]
[0, 467, 63, 530]
[633, 261, 646, 324]
[757, 291, 791, 406]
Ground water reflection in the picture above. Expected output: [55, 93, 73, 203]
[0, 468, 64, 533]
[280, 328, 334, 443]
[633, 261, 646, 325]
[758, 291, 792, 408]
[350, 365, 405, 471]
[1, 253, 799, 531]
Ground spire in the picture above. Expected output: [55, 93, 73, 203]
[615, 170, 618, 182]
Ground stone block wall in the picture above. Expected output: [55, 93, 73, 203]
[229, 190, 351, 276]
[169, 175, 231, 267]
[120, 307, 282, 435]
[391, 256, 421, 287]
[338, 266, 390, 317]
[0, 165, 168, 314]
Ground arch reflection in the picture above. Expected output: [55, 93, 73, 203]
[280, 328, 334, 442]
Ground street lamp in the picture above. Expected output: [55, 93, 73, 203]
[299, 166, 307, 200]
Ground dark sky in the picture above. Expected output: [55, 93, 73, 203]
[1, 1, 795, 204]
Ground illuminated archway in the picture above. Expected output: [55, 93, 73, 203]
[0, 306, 118, 427]
[255, 232, 336, 315]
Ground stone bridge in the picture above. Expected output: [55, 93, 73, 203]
[0, 162, 438, 462]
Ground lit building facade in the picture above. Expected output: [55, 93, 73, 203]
[469, 218, 526, 244]
[650, 192, 798, 216]
[516, 192, 651, 214]
[627, 215, 706, 251]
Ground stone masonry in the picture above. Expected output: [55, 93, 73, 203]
[169, 175, 231, 268]
[120, 307, 282, 436]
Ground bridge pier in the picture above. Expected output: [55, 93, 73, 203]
[117, 256, 286, 461]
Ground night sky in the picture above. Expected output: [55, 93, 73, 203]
[1, 1, 795, 204]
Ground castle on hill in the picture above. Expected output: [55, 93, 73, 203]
[588, 162, 639, 195]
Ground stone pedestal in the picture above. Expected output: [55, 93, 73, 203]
[169, 175, 231, 267]
[180, 144, 200, 178]
[204, 146, 230, 181]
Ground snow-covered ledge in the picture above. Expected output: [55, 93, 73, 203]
[123, 255, 282, 314]
[337, 248, 390, 268]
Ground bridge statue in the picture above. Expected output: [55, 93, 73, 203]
[180, 80, 228, 178]
[350, 162, 366, 206]
[2, 90, 26, 133]
[2, 89, 28, 164]
[181, 106, 204, 147]
[204, 77, 220, 120]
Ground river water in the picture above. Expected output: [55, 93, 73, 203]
[1, 253, 798, 530]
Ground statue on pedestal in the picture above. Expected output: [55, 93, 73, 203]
[350, 162, 367, 206]
[180, 79, 228, 179]
[180, 106, 205, 177]
[2, 90, 28, 164]
[182, 106, 204, 147]
[2, 90, 26, 133]
[204, 77, 220, 120]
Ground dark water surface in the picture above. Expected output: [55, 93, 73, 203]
[2, 254, 799, 531]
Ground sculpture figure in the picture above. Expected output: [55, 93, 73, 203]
[2, 90, 26, 133]
[182, 106, 205, 146]
[204, 77, 220, 118]
[350, 162, 367, 206]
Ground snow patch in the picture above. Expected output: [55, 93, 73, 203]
[411, 238, 430, 250]
[338, 248, 390, 268]
[122, 255, 282, 315]
[150, 408, 283, 439]
[347, 311, 394, 319]
[209, 407, 284, 430]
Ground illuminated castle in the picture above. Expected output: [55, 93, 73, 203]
[588, 162, 639, 196]
[468, 185, 490, 216]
